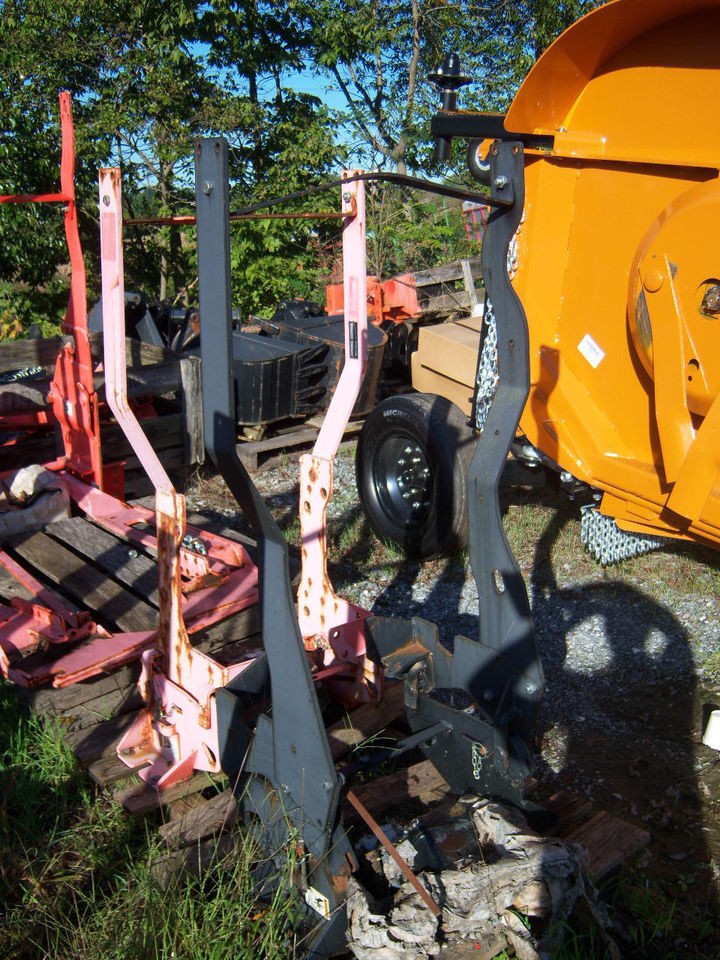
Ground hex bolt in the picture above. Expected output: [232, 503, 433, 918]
[525, 680, 538, 695]
[321, 780, 333, 792]
[203, 180, 214, 196]
[342, 191, 352, 204]
[102, 194, 111, 206]
[493, 175, 509, 189]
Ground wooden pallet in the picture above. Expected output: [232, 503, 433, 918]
[7, 508, 259, 732]
[236, 415, 364, 472]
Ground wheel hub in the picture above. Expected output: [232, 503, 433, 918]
[374, 435, 432, 525]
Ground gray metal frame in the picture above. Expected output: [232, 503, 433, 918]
[193, 132, 543, 955]
[194, 139, 352, 956]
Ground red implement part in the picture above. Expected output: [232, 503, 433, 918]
[0, 98, 257, 697]
[47, 93, 103, 486]
[325, 273, 419, 325]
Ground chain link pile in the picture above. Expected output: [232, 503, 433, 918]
[580, 505, 667, 565]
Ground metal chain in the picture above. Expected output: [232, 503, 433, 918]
[580, 505, 667, 565]
[0, 365, 43, 384]
[474, 296, 498, 431]
[474, 213, 524, 432]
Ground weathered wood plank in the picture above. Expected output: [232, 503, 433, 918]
[158, 790, 238, 847]
[545, 790, 594, 837]
[0, 333, 183, 376]
[237, 420, 363, 472]
[151, 832, 238, 887]
[179, 355, 204, 465]
[566, 811, 650, 880]
[116, 772, 224, 816]
[327, 681, 405, 761]
[419, 292, 474, 315]
[55, 686, 145, 733]
[88, 751, 138, 787]
[23, 664, 138, 716]
[0, 336, 67, 372]
[411, 257, 482, 289]
[0, 561, 42, 603]
[66, 709, 141, 762]
[343, 758, 449, 822]
[9, 531, 157, 632]
[100, 414, 184, 460]
[46, 517, 160, 607]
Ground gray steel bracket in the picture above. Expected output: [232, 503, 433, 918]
[194, 139, 354, 940]
[365, 140, 543, 804]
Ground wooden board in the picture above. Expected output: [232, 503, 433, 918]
[344, 758, 450, 822]
[237, 419, 363, 472]
[46, 517, 161, 606]
[327, 681, 405, 760]
[9, 530, 157, 632]
[115, 773, 225, 816]
[567, 811, 650, 880]
[158, 790, 238, 847]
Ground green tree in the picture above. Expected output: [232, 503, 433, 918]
[295, 0, 604, 174]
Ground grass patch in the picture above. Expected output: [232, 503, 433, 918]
[0, 683, 301, 960]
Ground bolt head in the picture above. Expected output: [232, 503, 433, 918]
[493, 175, 509, 189]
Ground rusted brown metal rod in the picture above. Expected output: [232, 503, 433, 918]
[345, 789, 442, 918]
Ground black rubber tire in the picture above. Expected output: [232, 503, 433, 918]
[467, 139, 490, 183]
[356, 393, 477, 559]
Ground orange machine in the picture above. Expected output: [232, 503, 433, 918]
[368, 0, 720, 561]
[506, 0, 720, 551]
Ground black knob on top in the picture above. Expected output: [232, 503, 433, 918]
[429, 53, 472, 161]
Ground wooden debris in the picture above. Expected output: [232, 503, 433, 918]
[158, 790, 239, 847]
[566, 811, 650, 880]
[344, 760, 449, 823]
[115, 773, 224, 816]
[237, 416, 363, 472]
[328, 681, 406, 760]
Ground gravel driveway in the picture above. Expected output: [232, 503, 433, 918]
[187, 443, 720, 937]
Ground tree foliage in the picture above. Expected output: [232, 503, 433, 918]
[0, 0, 603, 331]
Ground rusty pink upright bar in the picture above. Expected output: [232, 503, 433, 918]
[98, 168, 257, 788]
[297, 173, 379, 704]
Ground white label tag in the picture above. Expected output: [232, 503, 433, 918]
[578, 333, 605, 369]
[305, 886, 331, 919]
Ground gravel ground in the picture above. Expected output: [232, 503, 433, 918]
[187, 444, 720, 929]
